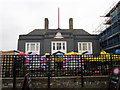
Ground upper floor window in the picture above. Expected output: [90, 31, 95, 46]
[78, 42, 92, 54]
[25, 42, 40, 54]
[51, 41, 67, 54]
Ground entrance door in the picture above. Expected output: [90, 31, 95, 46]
[51, 41, 67, 54]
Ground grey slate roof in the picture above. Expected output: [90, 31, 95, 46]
[73, 29, 90, 35]
[28, 29, 46, 35]
[27, 29, 90, 35]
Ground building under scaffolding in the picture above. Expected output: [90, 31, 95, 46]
[98, 1, 120, 53]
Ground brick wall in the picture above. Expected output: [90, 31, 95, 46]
[2, 76, 110, 89]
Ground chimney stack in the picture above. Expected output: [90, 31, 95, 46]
[69, 18, 73, 30]
[44, 18, 49, 30]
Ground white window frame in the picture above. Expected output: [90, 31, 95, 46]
[51, 41, 67, 54]
[78, 42, 92, 54]
[25, 42, 40, 54]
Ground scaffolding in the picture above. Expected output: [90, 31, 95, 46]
[93, 1, 120, 34]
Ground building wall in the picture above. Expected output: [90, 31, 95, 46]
[74, 35, 100, 54]
[111, 5, 120, 23]
[98, 2, 120, 53]
[18, 39, 25, 52]
[18, 34, 100, 55]
[44, 39, 51, 54]
[18, 39, 44, 54]
[43, 39, 74, 54]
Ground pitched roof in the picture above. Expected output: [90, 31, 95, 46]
[27, 29, 90, 35]
[73, 29, 90, 35]
[28, 29, 46, 35]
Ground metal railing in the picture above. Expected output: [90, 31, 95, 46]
[1, 54, 120, 89]
[1, 54, 120, 77]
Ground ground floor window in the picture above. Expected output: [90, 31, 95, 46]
[25, 42, 40, 54]
[51, 41, 67, 54]
[78, 42, 92, 54]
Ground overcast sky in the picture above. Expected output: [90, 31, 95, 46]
[0, 0, 119, 51]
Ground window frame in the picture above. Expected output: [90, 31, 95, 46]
[51, 41, 67, 54]
[25, 42, 40, 54]
[78, 42, 92, 54]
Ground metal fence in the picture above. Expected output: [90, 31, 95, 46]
[1, 54, 120, 78]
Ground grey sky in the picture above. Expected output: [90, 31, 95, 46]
[1, 0, 119, 51]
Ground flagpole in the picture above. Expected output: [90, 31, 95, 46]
[58, 8, 60, 29]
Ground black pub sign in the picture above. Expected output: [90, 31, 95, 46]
[109, 66, 120, 90]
